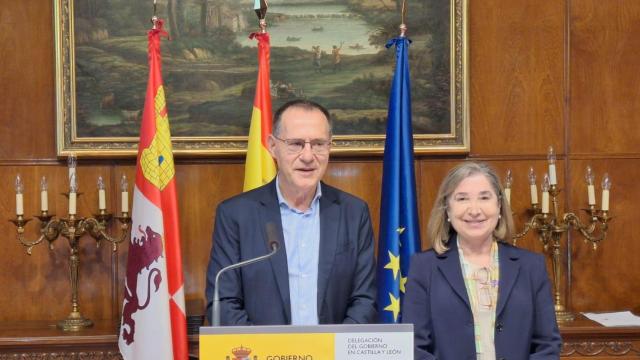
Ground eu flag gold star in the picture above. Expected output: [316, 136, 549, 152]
[384, 293, 401, 322]
[384, 251, 400, 280]
[396, 227, 405, 234]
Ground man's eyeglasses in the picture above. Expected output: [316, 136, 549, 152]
[272, 135, 331, 155]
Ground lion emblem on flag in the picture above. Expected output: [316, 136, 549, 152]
[121, 225, 164, 345]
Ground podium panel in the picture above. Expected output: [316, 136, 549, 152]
[200, 323, 413, 360]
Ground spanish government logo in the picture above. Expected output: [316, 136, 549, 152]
[226, 345, 256, 360]
[224, 345, 315, 360]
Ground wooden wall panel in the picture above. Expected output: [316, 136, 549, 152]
[325, 162, 384, 237]
[469, 0, 565, 156]
[0, 0, 56, 160]
[570, 0, 640, 155]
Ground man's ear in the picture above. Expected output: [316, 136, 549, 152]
[267, 135, 277, 158]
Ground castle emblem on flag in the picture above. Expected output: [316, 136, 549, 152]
[140, 85, 175, 191]
[121, 225, 164, 345]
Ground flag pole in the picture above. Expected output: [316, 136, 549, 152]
[152, 0, 158, 29]
[400, 0, 407, 37]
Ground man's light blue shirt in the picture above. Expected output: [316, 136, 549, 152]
[276, 177, 321, 325]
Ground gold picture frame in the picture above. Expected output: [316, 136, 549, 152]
[55, 0, 468, 157]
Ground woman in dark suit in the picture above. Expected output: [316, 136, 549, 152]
[403, 162, 561, 359]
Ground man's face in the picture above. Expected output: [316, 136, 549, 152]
[268, 106, 331, 197]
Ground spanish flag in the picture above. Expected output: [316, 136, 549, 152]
[118, 19, 188, 360]
[243, 31, 276, 191]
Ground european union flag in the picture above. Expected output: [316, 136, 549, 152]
[377, 36, 421, 323]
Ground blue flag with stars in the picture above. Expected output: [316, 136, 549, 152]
[377, 36, 421, 323]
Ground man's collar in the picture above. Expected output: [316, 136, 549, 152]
[275, 174, 322, 211]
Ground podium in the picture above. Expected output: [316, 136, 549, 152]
[199, 323, 413, 360]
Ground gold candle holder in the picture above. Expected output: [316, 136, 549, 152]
[513, 157, 611, 323]
[10, 194, 131, 331]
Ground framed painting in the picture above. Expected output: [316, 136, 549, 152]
[55, 0, 468, 157]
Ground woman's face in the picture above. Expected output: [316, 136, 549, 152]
[447, 173, 501, 245]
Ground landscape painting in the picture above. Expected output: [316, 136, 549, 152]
[55, 0, 468, 156]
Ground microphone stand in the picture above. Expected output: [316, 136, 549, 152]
[212, 242, 279, 326]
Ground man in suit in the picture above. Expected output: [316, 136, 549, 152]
[205, 99, 377, 325]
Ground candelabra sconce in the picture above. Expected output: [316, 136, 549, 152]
[10, 167, 131, 331]
[509, 148, 612, 323]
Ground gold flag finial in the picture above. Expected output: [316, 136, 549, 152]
[399, 0, 408, 37]
[255, 0, 268, 33]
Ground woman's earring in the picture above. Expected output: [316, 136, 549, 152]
[447, 217, 451, 222]
[498, 214, 502, 219]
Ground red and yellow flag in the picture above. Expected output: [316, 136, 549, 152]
[118, 20, 188, 360]
[243, 32, 276, 191]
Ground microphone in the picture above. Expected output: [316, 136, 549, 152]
[211, 222, 280, 326]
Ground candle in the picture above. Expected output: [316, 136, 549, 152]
[528, 167, 538, 205]
[69, 172, 78, 215]
[541, 174, 550, 214]
[601, 174, 611, 211]
[40, 176, 48, 212]
[121, 192, 129, 213]
[547, 146, 557, 185]
[585, 166, 595, 206]
[69, 192, 77, 215]
[16, 194, 24, 216]
[121, 174, 129, 213]
[15, 175, 24, 216]
[97, 176, 106, 210]
[504, 169, 512, 204]
[530, 184, 538, 205]
[541, 192, 549, 214]
[587, 185, 595, 206]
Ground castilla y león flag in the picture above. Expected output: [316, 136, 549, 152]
[118, 20, 188, 360]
